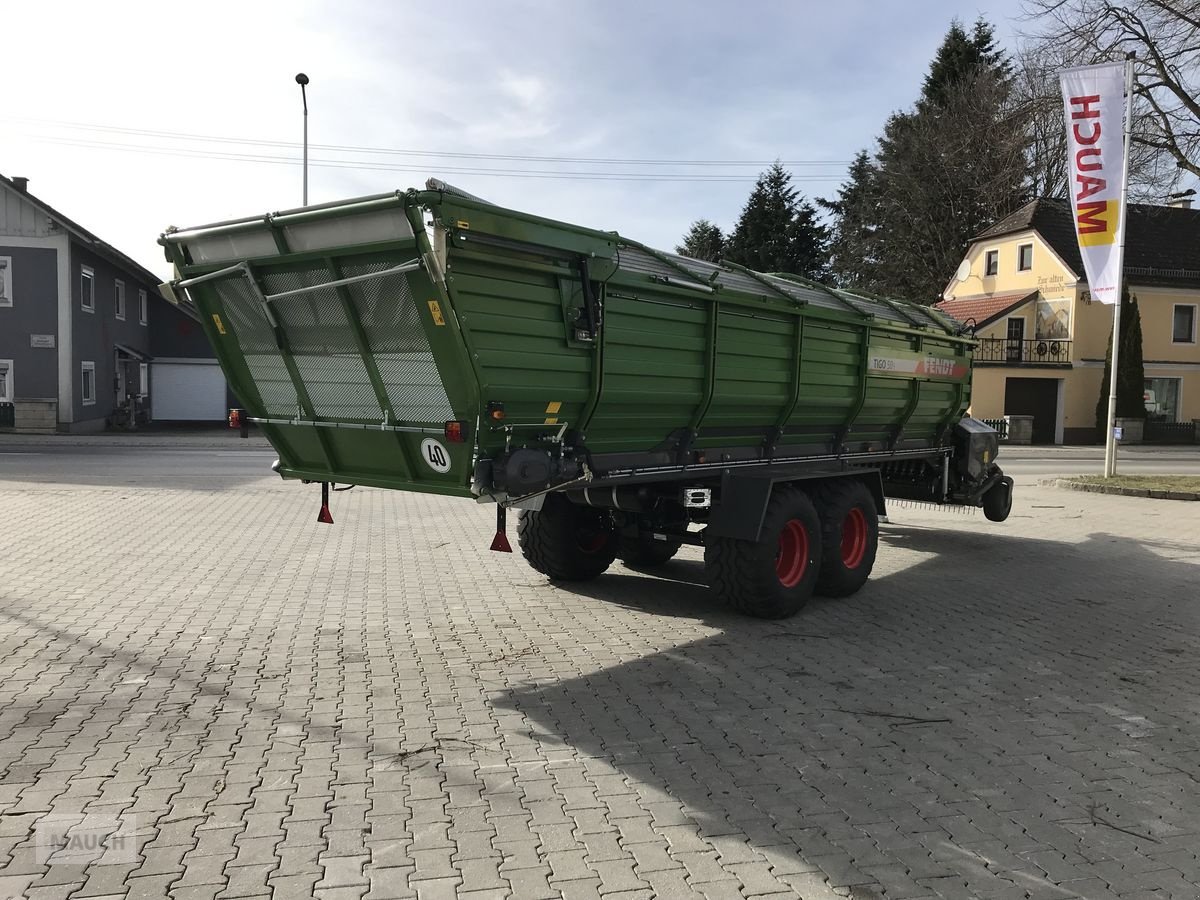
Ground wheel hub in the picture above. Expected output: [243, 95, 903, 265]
[840, 507, 868, 569]
[776, 519, 809, 587]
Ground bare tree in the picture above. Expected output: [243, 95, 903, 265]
[1012, 44, 1070, 197]
[1021, 0, 1200, 190]
[873, 71, 1030, 301]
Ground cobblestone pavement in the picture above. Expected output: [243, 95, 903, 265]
[0, 474, 1198, 900]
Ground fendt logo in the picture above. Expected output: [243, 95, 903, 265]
[1069, 93, 1117, 247]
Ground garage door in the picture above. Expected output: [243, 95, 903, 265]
[152, 361, 227, 421]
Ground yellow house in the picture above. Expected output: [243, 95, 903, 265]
[939, 196, 1200, 443]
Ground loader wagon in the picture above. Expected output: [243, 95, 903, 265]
[160, 180, 1012, 618]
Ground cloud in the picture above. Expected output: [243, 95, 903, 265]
[2, 0, 1034, 276]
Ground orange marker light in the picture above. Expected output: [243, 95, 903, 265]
[444, 421, 466, 443]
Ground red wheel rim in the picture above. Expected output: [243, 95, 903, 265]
[841, 507, 868, 569]
[776, 519, 809, 588]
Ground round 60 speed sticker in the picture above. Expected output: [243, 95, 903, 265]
[420, 438, 452, 473]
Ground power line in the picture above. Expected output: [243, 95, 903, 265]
[4, 116, 852, 169]
[27, 134, 847, 184]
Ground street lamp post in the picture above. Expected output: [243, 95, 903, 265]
[295, 73, 310, 206]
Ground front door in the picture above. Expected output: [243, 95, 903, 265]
[1006, 318, 1025, 363]
[1004, 377, 1059, 444]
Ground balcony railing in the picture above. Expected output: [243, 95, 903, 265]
[975, 337, 1072, 367]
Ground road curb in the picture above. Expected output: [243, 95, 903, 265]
[1049, 478, 1200, 501]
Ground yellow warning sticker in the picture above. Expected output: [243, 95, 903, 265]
[427, 300, 446, 326]
[544, 417, 559, 425]
[212, 313, 226, 335]
[545, 401, 562, 414]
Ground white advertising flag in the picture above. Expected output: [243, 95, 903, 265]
[1060, 62, 1129, 305]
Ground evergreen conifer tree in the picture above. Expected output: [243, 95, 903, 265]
[676, 219, 726, 262]
[1095, 291, 1147, 437]
[726, 162, 829, 280]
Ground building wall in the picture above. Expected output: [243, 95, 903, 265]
[950, 231, 1076, 303]
[69, 241, 158, 428]
[0, 244, 59, 400]
[950, 225, 1200, 441]
[1131, 285, 1200, 426]
[149, 300, 218, 358]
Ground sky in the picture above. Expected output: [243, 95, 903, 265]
[3, 0, 1037, 280]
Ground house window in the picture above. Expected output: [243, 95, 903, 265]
[1017, 243, 1033, 271]
[139, 289, 148, 325]
[81, 266, 95, 312]
[81, 361, 96, 405]
[115, 279, 126, 320]
[0, 256, 12, 307]
[985, 250, 999, 276]
[1173, 305, 1196, 343]
[1144, 377, 1181, 422]
[0, 360, 12, 402]
[1005, 317, 1025, 362]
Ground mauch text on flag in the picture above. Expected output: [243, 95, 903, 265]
[1060, 62, 1129, 304]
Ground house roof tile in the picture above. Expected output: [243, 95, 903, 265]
[936, 290, 1038, 329]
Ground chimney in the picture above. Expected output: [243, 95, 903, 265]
[1167, 188, 1195, 210]
[11, 176, 29, 193]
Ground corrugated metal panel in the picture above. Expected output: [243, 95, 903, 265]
[617, 246, 680, 281]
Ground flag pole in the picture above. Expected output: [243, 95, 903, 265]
[1103, 53, 1136, 478]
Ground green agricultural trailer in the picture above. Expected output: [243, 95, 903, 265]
[160, 180, 1012, 618]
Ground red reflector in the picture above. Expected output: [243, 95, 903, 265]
[444, 421, 466, 443]
[228, 409, 241, 429]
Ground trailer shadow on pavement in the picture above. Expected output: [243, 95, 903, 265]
[497, 523, 1200, 897]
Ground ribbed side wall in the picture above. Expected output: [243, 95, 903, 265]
[449, 253, 593, 433]
[585, 296, 707, 452]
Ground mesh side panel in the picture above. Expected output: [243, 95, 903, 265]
[293, 354, 381, 420]
[260, 269, 360, 355]
[204, 261, 461, 424]
[342, 264, 454, 422]
[244, 354, 301, 415]
[214, 275, 277, 353]
[259, 267, 383, 420]
[374, 354, 456, 421]
[208, 275, 300, 415]
[341, 263, 431, 354]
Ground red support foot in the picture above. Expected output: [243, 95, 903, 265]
[490, 505, 512, 552]
[317, 482, 333, 524]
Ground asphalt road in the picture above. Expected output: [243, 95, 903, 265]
[2, 439, 1199, 490]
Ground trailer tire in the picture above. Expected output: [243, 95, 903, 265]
[811, 480, 878, 598]
[618, 536, 683, 567]
[517, 494, 617, 581]
[704, 487, 822, 619]
[983, 476, 1013, 522]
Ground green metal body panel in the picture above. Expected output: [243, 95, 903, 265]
[161, 184, 976, 498]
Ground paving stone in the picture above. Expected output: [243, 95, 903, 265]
[1, 473, 1198, 900]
